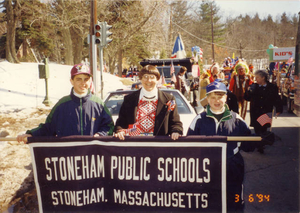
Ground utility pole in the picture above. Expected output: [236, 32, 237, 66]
[210, 2, 215, 62]
[239, 42, 243, 59]
[169, 4, 173, 58]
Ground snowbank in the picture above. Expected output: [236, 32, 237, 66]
[0, 61, 131, 211]
[0, 61, 127, 113]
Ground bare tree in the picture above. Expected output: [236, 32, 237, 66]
[47, 0, 90, 65]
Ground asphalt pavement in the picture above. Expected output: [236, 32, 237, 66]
[242, 105, 300, 213]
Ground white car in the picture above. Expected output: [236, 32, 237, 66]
[103, 89, 197, 135]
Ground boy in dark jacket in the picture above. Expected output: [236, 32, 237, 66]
[187, 81, 256, 213]
[17, 63, 114, 143]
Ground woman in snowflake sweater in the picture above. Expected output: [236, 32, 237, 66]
[114, 65, 183, 140]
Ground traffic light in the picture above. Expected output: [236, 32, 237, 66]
[102, 22, 113, 46]
[94, 22, 103, 45]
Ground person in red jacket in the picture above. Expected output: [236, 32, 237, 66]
[229, 61, 253, 119]
[209, 62, 225, 82]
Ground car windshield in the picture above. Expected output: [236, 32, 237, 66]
[105, 90, 192, 116]
[104, 93, 128, 116]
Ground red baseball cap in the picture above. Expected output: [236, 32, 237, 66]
[71, 63, 92, 78]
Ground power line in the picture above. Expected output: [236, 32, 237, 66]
[151, 1, 266, 53]
[173, 22, 266, 52]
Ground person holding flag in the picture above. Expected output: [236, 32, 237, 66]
[244, 70, 283, 153]
[187, 81, 257, 213]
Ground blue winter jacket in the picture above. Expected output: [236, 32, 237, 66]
[27, 89, 114, 137]
[188, 105, 257, 211]
[187, 105, 254, 158]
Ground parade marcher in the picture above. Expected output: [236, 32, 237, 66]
[199, 73, 210, 101]
[271, 69, 278, 84]
[114, 65, 183, 140]
[209, 62, 225, 82]
[222, 57, 232, 68]
[187, 81, 257, 213]
[248, 64, 255, 81]
[215, 79, 239, 113]
[229, 61, 253, 119]
[226, 89, 239, 113]
[190, 76, 199, 107]
[122, 68, 127, 77]
[244, 70, 283, 153]
[175, 66, 188, 96]
[227, 57, 232, 67]
[17, 63, 114, 143]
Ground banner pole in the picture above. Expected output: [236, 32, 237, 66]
[270, 107, 275, 132]
[0, 136, 262, 142]
[227, 136, 261, 141]
[0, 137, 17, 141]
[0, 137, 28, 143]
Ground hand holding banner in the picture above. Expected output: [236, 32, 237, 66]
[29, 136, 227, 213]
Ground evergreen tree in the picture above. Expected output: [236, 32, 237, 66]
[99, 0, 159, 75]
[18, 0, 55, 61]
[196, 0, 225, 62]
[48, 0, 90, 65]
[278, 12, 296, 47]
[169, 1, 193, 55]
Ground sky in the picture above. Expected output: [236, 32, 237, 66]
[215, 0, 300, 20]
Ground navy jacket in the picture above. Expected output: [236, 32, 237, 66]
[27, 89, 114, 137]
[244, 82, 283, 128]
[187, 105, 254, 158]
[187, 105, 257, 210]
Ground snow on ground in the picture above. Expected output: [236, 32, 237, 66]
[0, 61, 131, 212]
[0, 61, 127, 112]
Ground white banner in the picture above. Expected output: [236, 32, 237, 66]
[273, 47, 295, 61]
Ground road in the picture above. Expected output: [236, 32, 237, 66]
[242, 106, 300, 213]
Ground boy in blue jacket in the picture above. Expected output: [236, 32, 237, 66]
[187, 81, 256, 213]
[17, 63, 114, 143]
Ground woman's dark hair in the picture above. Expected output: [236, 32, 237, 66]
[138, 65, 160, 80]
[179, 66, 187, 74]
[254, 70, 269, 82]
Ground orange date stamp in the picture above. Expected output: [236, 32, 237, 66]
[235, 194, 270, 203]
